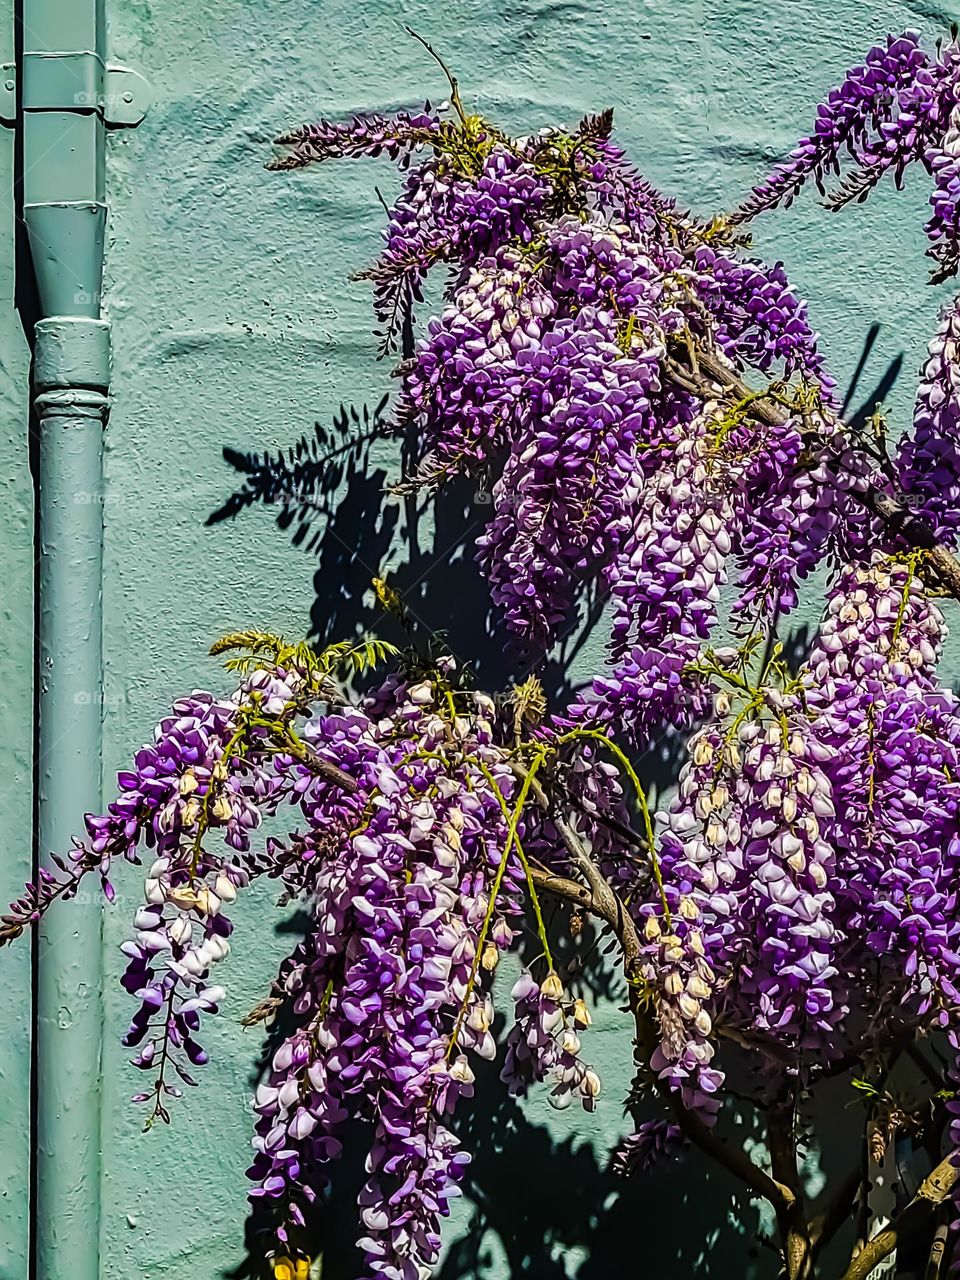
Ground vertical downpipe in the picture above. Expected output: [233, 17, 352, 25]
[22, 1, 109, 1276]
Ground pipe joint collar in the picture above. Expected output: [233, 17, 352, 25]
[34, 316, 111, 396]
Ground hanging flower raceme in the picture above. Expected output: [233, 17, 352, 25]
[801, 557, 960, 1022]
[476, 308, 665, 641]
[730, 30, 939, 222]
[897, 294, 960, 543]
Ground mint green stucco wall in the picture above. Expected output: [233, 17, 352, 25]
[3, 0, 960, 1276]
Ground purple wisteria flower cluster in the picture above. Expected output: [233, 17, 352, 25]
[12, 27, 960, 1280]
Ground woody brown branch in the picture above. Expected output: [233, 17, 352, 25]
[839, 1150, 959, 1280]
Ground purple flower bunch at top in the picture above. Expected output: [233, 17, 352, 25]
[269, 106, 444, 171]
[282, 86, 851, 712]
[731, 30, 935, 221]
[359, 141, 550, 351]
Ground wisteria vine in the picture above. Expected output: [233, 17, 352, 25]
[13, 25, 960, 1280]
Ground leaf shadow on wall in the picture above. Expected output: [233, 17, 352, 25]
[207, 400, 615, 711]
[211, 326, 902, 1280]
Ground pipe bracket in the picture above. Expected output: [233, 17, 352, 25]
[0, 55, 151, 127]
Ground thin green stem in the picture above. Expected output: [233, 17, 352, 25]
[446, 752, 547, 1059]
[556, 728, 666, 917]
[475, 759, 553, 970]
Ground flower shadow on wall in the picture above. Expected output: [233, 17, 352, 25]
[223, 909, 778, 1280]
[209, 328, 901, 1280]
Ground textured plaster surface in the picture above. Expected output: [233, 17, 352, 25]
[4, 0, 960, 1276]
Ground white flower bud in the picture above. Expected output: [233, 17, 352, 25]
[705, 819, 726, 847]
[180, 797, 201, 827]
[194, 886, 222, 917]
[407, 680, 434, 706]
[687, 973, 712, 1000]
[206, 934, 230, 962]
[214, 872, 238, 904]
[157, 801, 179, 834]
[694, 1009, 713, 1036]
[543, 1006, 564, 1035]
[467, 1003, 490, 1034]
[687, 930, 706, 956]
[450, 1055, 475, 1085]
[167, 885, 200, 911]
[168, 916, 192, 946]
[182, 949, 207, 977]
[211, 794, 233, 822]
[144, 878, 165, 905]
[678, 993, 700, 1019]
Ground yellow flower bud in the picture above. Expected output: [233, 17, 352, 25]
[581, 1068, 601, 1099]
[180, 797, 201, 827]
[540, 970, 564, 1001]
[572, 998, 592, 1028]
[179, 770, 199, 795]
[211, 794, 233, 822]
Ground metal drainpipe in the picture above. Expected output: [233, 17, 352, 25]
[11, 1, 148, 1276]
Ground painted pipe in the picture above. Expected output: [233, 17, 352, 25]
[22, 2, 110, 1277]
[33, 322, 108, 1280]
